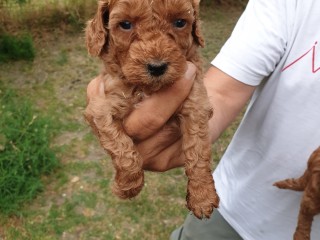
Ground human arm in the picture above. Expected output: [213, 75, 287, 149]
[204, 66, 256, 143]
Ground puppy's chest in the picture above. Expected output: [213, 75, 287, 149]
[117, 87, 145, 109]
[103, 75, 146, 119]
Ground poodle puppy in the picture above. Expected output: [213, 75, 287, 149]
[274, 146, 320, 240]
[84, 0, 219, 218]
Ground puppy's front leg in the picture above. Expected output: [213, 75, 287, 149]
[179, 81, 219, 219]
[85, 98, 144, 199]
[109, 123, 145, 199]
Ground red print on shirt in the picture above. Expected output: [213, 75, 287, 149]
[282, 41, 320, 73]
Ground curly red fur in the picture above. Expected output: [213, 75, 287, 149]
[84, 0, 219, 218]
[274, 147, 320, 240]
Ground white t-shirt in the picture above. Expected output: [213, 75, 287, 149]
[211, 0, 320, 239]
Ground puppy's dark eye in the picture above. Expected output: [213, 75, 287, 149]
[119, 21, 132, 30]
[173, 19, 187, 28]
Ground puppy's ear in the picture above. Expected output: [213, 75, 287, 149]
[192, 0, 205, 48]
[85, 1, 109, 56]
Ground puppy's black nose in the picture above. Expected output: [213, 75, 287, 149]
[147, 63, 168, 77]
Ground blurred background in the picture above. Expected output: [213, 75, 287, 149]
[0, 0, 247, 239]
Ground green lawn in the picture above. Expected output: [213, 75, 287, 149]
[0, 2, 244, 239]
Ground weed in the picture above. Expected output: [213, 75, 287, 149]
[0, 85, 59, 215]
[0, 0, 30, 4]
[0, 0, 97, 33]
[0, 33, 35, 62]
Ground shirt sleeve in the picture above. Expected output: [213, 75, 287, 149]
[211, 0, 288, 86]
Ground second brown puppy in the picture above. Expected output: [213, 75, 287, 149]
[274, 146, 320, 239]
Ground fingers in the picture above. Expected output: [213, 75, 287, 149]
[124, 62, 196, 140]
[142, 139, 184, 171]
[135, 118, 184, 172]
[85, 75, 107, 142]
[136, 118, 180, 156]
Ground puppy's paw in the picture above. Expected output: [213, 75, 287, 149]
[186, 180, 219, 219]
[113, 184, 144, 199]
[113, 172, 144, 199]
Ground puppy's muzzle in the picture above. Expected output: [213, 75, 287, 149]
[147, 62, 168, 77]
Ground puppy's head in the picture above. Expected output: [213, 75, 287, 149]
[86, 0, 204, 92]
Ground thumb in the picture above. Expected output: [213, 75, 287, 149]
[86, 75, 105, 104]
[184, 61, 197, 81]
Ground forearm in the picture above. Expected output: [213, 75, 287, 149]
[204, 66, 256, 143]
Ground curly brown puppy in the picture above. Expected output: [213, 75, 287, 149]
[84, 0, 219, 218]
[274, 146, 320, 240]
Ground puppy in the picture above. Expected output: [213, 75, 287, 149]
[274, 147, 320, 240]
[84, 0, 219, 219]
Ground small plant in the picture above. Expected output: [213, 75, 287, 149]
[0, 33, 35, 62]
[0, 0, 97, 33]
[0, 85, 59, 215]
[0, 0, 29, 4]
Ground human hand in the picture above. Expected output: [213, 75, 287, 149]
[86, 62, 196, 171]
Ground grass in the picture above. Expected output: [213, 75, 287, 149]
[0, 2, 244, 240]
[0, 0, 97, 33]
[0, 86, 59, 215]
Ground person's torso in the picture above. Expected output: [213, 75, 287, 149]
[213, 0, 320, 239]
